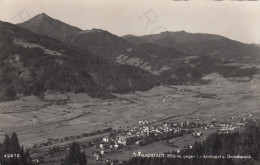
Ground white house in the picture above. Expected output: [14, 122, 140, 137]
[103, 137, 109, 143]
[100, 144, 104, 149]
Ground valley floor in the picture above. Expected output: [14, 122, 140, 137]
[0, 73, 260, 164]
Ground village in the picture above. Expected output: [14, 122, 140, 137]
[0, 82, 258, 165]
[92, 113, 251, 163]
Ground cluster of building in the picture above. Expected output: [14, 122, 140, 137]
[93, 115, 249, 162]
[93, 152, 121, 165]
[214, 122, 245, 133]
[93, 120, 201, 160]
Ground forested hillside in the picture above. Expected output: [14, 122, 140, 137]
[0, 21, 156, 101]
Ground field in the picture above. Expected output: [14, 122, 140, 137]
[0, 72, 260, 164]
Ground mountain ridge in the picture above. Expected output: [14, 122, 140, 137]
[0, 20, 156, 101]
[14, 13, 259, 92]
[123, 31, 260, 63]
[18, 13, 131, 60]
[19, 13, 260, 64]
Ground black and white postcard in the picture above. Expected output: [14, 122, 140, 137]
[0, 0, 260, 164]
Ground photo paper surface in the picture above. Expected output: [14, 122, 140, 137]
[0, 0, 260, 164]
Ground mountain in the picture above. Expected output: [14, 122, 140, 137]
[251, 43, 260, 48]
[16, 13, 258, 88]
[67, 29, 130, 60]
[19, 13, 260, 64]
[0, 21, 156, 101]
[123, 31, 260, 63]
[116, 43, 257, 84]
[19, 13, 130, 60]
[123, 31, 224, 46]
[18, 13, 81, 43]
[116, 43, 187, 75]
[123, 34, 148, 46]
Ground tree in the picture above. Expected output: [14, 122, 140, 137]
[10, 132, 20, 153]
[0, 132, 34, 165]
[63, 142, 87, 165]
[3, 134, 10, 153]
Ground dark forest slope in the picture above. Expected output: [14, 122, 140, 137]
[0, 21, 156, 101]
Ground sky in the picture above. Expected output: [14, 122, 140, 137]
[0, 0, 260, 44]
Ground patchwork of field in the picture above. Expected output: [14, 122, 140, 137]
[0, 73, 260, 163]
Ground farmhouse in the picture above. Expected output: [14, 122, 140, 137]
[192, 131, 202, 137]
[103, 137, 109, 143]
[117, 136, 127, 146]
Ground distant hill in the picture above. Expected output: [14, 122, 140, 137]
[0, 21, 156, 101]
[18, 13, 130, 60]
[116, 43, 257, 84]
[123, 31, 260, 63]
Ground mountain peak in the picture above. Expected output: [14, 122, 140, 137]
[18, 13, 130, 60]
[39, 13, 48, 16]
[36, 13, 50, 18]
[27, 13, 53, 23]
[18, 13, 81, 42]
[19, 13, 57, 27]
